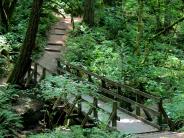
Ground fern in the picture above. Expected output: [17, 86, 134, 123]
[0, 86, 23, 137]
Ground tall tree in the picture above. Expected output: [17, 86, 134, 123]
[0, 0, 8, 32]
[7, 0, 43, 84]
[83, 0, 95, 26]
[135, 0, 144, 55]
[0, 0, 18, 33]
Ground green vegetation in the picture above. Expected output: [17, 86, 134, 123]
[1, 0, 184, 137]
[64, 0, 184, 131]
[0, 86, 23, 137]
[29, 126, 129, 138]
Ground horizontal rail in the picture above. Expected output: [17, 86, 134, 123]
[56, 59, 161, 101]
[100, 87, 160, 116]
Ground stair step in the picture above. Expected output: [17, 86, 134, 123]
[54, 27, 66, 30]
[45, 48, 60, 52]
[50, 33, 65, 35]
[47, 43, 63, 46]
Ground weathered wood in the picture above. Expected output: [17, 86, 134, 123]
[158, 99, 163, 131]
[93, 97, 98, 119]
[57, 59, 160, 101]
[67, 96, 80, 116]
[34, 63, 37, 83]
[100, 87, 160, 116]
[39, 68, 46, 81]
[106, 103, 117, 128]
[136, 94, 141, 116]
[56, 59, 168, 128]
[81, 107, 94, 127]
[78, 95, 82, 114]
[25, 69, 34, 86]
[119, 107, 161, 129]
[112, 101, 118, 127]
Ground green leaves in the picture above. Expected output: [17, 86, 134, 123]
[38, 75, 97, 101]
[0, 86, 23, 137]
[29, 126, 129, 138]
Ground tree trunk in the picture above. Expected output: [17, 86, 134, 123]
[163, 0, 171, 33]
[0, 0, 8, 33]
[83, 0, 95, 26]
[7, 0, 43, 85]
[155, 0, 162, 31]
[7, 0, 18, 19]
[134, 0, 144, 55]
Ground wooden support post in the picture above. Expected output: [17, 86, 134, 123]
[158, 99, 163, 131]
[34, 63, 37, 83]
[78, 95, 82, 114]
[66, 65, 71, 73]
[68, 96, 80, 116]
[101, 79, 106, 88]
[112, 101, 118, 127]
[106, 101, 118, 128]
[25, 68, 33, 87]
[93, 97, 98, 119]
[57, 59, 61, 74]
[136, 94, 141, 116]
[88, 74, 93, 82]
[39, 68, 46, 81]
[81, 107, 94, 127]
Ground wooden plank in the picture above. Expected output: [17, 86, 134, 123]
[57, 59, 161, 101]
[81, 107, 94, 127]
[100, 87, 160, 116]
[34, 63, 37, 83]
[93, 97, 98, 119]
[118, 107, 161, 130]
[45, 48, 61, 52]
[57, 66, 159, 116]
[112, 102, 118, 127]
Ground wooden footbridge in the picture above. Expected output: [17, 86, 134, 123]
[25, 58, 173, 134]
[23, 17, 177, 136]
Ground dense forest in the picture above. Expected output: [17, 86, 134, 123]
[1, 0, 184, 137]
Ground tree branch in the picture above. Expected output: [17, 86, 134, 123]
[149, 16, 184, 40]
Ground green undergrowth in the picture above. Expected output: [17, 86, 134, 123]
[0, 86, 23, 137]
[30, 75, 131, 137]
[64, 4, 184, 130]
[29, 126, 130, 138]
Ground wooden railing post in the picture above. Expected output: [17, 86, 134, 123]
[158, 99, 163, 131]
[93, 97, 98, 119]
[101, 79, 106, 88]
[57, 59, 61, 74]
[78, 95, 82, 114]
[112, 101, 118, 127]
[136, 94, 141, 116]
[39, 68, 46, 81]
[88, 74, 93, 82]
[34, 63, 37, 83]
[66, 65, 71, 73]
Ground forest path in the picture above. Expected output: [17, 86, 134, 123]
[37, 16, 81, 72]
[35, 16, 158, 134]
[35, 16, 184, 137]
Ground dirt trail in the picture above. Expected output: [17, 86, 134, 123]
[35, 16, 184, 137]
[37, 16, 81, 72]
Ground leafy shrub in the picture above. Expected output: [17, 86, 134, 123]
[29, 126, 130, 138]
[37, 75, 97, 101]
[0, 86, 23, 137]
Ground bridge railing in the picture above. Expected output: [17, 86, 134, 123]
[27, 60, 173, 130]
[56, 59, 174, 131]
[26, 61, 120, 129]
